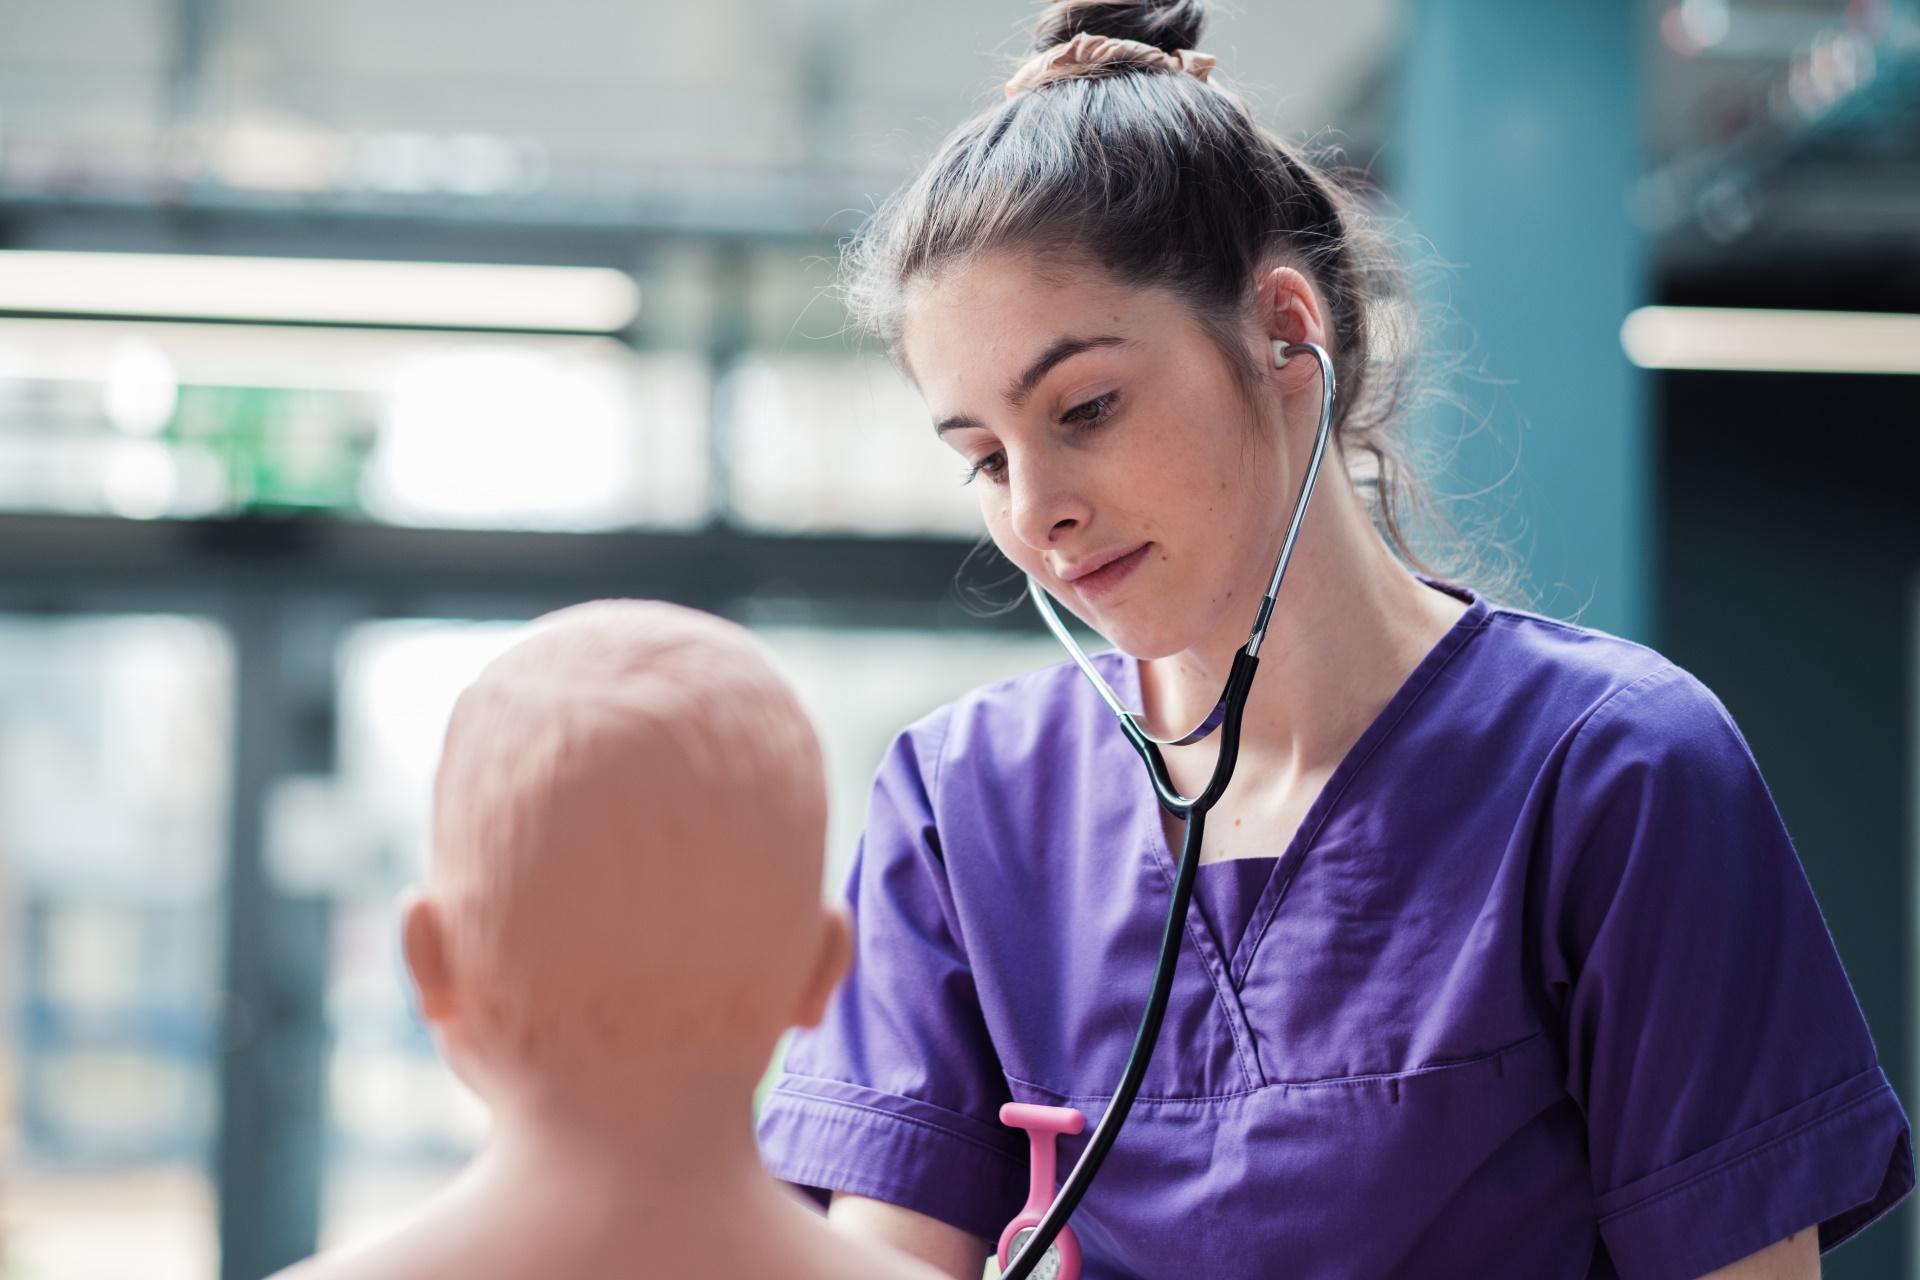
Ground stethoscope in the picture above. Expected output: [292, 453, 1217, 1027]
[996, 341, 1336, 1280]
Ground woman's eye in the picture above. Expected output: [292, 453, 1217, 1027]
[1061, 392, 1117, 428]
[964, 451, 1007, 485]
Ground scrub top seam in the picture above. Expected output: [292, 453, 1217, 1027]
[923, 702, 996, 962]
[1565, 662, 1691, 741]
[1234, 603, 1498, 983]
[1002, 1028, 1549, 1105]
[924, 702, 956, 819]
[1480, 605, 1670, 666]
[1141, 828, 1267, 1091]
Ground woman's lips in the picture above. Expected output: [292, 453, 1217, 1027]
[1063, 543, 1150, 603]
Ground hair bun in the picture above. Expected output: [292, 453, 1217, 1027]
[1031, 0, 1208, 55]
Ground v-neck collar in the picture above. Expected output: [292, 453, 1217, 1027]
[1117, 583, 1494, 996]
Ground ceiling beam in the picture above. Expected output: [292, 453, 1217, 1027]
[0, 512, 1031, 628]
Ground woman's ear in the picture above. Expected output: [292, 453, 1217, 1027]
[400, 887, 460, 1026]
[1256, 266, 1331, 394]
[790, 902, 854, 1029]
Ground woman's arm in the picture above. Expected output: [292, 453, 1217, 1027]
[1699, 1228, 1819, 1279]
[829, 1193, 992, 1280]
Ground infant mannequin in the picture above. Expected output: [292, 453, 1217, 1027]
[280, 601, 941, 1280]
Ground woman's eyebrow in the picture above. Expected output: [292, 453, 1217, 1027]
[933, 334, 1130, 433]
[934, 412, 986, 436]
[1006, 334, 1128, 406]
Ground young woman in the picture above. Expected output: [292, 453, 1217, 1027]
[755, 2, 1912, 1276]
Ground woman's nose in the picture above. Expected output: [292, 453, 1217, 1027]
[1006, 459, 1088, 552]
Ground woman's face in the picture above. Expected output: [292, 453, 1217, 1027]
[901, 251, 1294, 662]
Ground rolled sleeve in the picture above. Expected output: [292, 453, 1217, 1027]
[1595, 1068, 1912, 1280]
[1541, 667, 1914, 1278]
[758, 1076, 1026, 1240]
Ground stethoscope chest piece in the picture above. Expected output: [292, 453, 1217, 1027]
[999, 1103, 1085, 1280]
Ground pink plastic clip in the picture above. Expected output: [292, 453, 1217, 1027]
[997, 1103, 1084, 1280]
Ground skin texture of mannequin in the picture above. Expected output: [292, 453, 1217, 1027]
[277, 600, 943, 1280]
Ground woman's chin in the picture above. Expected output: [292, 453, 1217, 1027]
[1078, 615, 1192, 664]
[1076, 590, 1251, 663]
[1044, 577, 1208, 661]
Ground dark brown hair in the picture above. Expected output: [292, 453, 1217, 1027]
[846, 0, 1445, 571]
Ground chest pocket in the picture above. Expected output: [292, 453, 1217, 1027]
[1225, 812, 1544, 1087]
[1055, 1031, 1590, 1280]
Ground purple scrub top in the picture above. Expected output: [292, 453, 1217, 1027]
[757, 591, 1912, 1279]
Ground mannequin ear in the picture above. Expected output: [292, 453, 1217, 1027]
[790, 902, 854, 1029]
[400, 888, 460, 1025]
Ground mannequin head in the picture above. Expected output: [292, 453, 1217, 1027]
[401, 600, 851, 1115]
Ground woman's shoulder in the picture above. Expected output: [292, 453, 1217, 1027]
[889, 649, 1122, 785]
[1463, 600, 1751, 783]
[1471, 597, 1669, 684]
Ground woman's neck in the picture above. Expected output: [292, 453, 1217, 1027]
[1140, 471, 1464, 785]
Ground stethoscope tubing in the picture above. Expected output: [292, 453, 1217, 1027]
[1001, 342, 1335, 1280]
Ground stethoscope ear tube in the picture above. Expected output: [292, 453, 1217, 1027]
[1000, 343, 1334, 1280]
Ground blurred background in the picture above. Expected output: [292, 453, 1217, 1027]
[0, 0, 1913, 1277]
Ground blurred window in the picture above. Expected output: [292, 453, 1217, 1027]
[725, 355, 983, 537]
[0, 320, 710, 531]
[0, 614, 231, 1280]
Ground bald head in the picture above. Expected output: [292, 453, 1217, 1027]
[424, 601, 831, 1076]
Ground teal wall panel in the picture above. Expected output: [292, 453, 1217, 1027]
[1394, 0, 1650, 638]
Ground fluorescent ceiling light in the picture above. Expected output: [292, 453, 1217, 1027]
[0, 317, 633, 391]
[1621, 306, 1920, 375]
[0, 250, 639, 333]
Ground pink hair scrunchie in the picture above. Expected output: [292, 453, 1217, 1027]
[1005, 32, 1218, 98]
